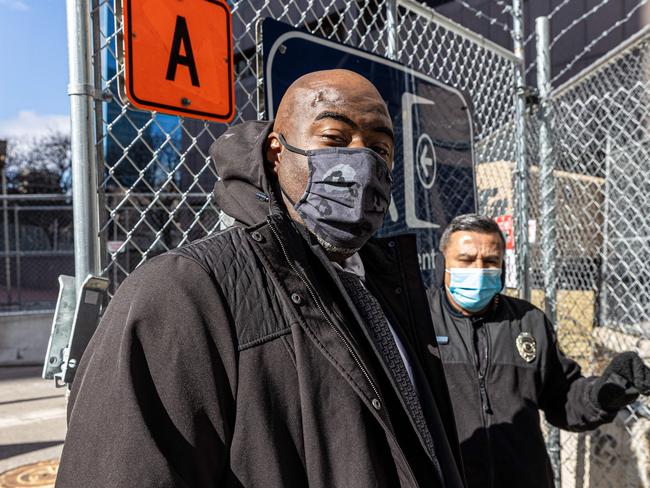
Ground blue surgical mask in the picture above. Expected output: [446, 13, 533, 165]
[446, 268, 502, 312]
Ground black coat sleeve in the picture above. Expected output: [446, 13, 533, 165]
[538, 315, 616, 432]
[55, 254, 239, 487]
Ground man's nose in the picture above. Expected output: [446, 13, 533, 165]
[348, 136, 367, 149]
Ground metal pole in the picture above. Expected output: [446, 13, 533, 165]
[536, 16, 561, 488]
[599, 137, 612, 328]
[14, 207, 21, 307]
[536, 17, 556, 343]
[0, 140, 11, 305]
[512, 0, 530, 301]
[66, 0, 101, 292]
[1, 172, 11, 305]
[386, 0, 398, 61]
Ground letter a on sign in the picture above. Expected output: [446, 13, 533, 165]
[122, 0, 234, 122]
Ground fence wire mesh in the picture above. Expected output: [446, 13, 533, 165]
[78, 0, 650, 486]
[0, 196, 74, 312]
[536, 25, 650, 487]
[94, 0, 400, 292]
[94, 0, 522, 291]
[394, 2, 520, 292]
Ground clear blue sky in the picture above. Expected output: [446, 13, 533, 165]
[0, 0, 69, 137]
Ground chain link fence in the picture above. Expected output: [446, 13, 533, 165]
[95, 0, 408, 293]
[395, 1, 518, 185]
[94, 0, 523, 291]
[542, 23, 650, 487]
[0, 195, 74, 312]
[71, 0, 650, 485]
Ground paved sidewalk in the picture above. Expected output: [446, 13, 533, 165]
[0, 367, 66, 475]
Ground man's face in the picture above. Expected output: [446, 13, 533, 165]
[267, 72, 394, 226]
[442, 231, 504, 290]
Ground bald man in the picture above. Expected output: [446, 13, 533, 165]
[56, 70, 466, 488]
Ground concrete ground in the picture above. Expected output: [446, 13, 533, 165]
[0, 366, 66, 474]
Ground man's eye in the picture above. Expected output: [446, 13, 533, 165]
[372, 146, 389, 157]
[321, 134, 346, 144]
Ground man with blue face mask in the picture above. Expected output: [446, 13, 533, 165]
[429, 213, 650, 488]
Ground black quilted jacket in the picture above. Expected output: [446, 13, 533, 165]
[56, 121, 466, 488]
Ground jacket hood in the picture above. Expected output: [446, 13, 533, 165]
[210, 120, 279, 226]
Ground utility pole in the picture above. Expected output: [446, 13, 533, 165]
[512, 0, 531, 301]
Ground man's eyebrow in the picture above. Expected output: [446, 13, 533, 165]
[314, 111, 359, 128]
[483, 254, 502, 261]
[314, 111, 395, 142]
[456, 252, 478, 259]
[373, 125, 395, 142]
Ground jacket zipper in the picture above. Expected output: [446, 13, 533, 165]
[266, 222, 384, 407]
[473, 318, 494, 488]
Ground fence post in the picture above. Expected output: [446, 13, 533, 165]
[511, 0, 530, 301]
[13, 206, 21, 308]
[1, 173, 11, 306]
[386, 0, 398, 61]
[66, 0, 102, 292]
[536, 15, 561, 487]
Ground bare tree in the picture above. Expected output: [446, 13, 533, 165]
[3, 132, 73, 250]
[6, 131, 72, 194]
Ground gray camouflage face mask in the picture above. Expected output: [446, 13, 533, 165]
[278, 134, 393, 254]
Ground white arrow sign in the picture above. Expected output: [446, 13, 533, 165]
[416, 133, 436, 190]
[420, 145, 433, 178]
[402, 92, 438, 229]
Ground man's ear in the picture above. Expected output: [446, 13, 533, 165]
[266, 132, 283, 175]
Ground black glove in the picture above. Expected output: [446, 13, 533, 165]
[593, 352, 650, 412]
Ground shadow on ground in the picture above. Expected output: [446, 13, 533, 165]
[0, 442, 63, 461]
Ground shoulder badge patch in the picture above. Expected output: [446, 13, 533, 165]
[516, 332, 537, 362]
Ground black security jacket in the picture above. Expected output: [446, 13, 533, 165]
[428, 287, 616, 488]
[56, 121, 466, 488]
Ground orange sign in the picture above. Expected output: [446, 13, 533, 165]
[122, 0, 235, 122]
